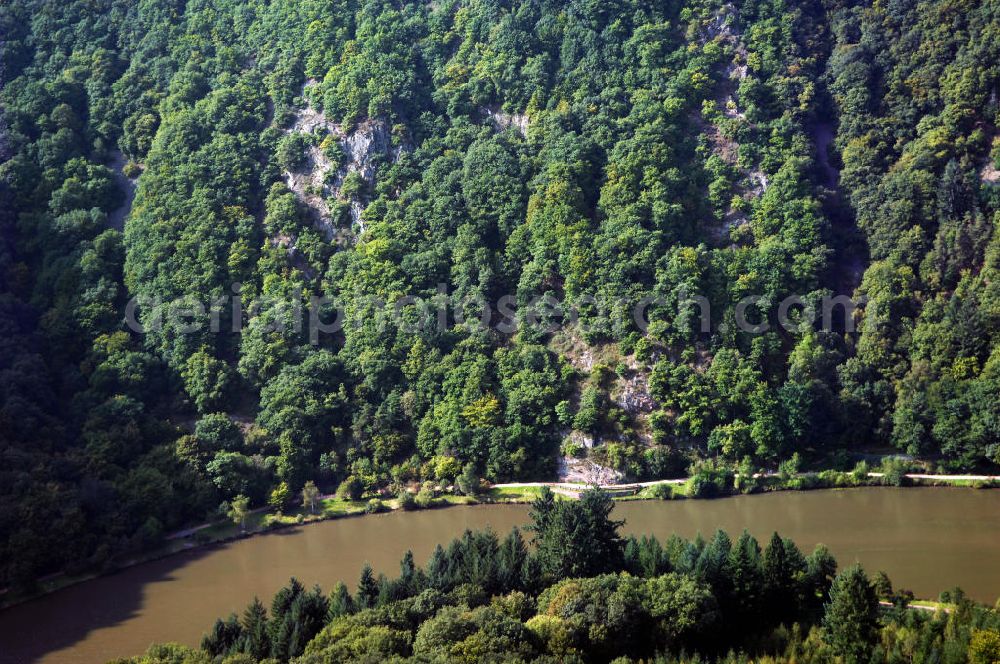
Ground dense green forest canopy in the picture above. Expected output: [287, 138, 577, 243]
[2, 0, 1000, 589]
[117, 489, 1000, 663]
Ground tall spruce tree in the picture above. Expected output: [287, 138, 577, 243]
[823, 564, 880, 664]
[238, 596, 270, 660]
[356, 563, 379, 610]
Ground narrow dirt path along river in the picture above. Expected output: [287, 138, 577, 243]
[2, 487, 1000, 664]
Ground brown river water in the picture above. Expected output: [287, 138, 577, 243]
[2, 487, 1000, 664]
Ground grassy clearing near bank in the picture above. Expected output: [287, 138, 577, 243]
[487, 485, 550, 502]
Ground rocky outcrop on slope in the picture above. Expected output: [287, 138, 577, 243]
[283, 93, 399, 242]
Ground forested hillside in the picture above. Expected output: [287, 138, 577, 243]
[2, 0, 1000, 589]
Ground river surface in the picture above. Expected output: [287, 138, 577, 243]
[2, 487, 1000, 664]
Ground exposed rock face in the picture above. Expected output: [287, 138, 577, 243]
[340, 119, 393, 229]
[283, 105, 341, 237]
[342, 119, 391, 181]
[283, 100, 398, 241]
[747, 170, 769, 196]
[698, 2, 771, 246]
[617, 371, 656, 414]
[983, 161, 1000, 185]
[567, 429, 596, 449]
[983, 130, 999, 186]
[481, 106, 529, 137]
[558, 456, 625, 484]
[572, 348, 595, 372]
[290, 105, 331, 135]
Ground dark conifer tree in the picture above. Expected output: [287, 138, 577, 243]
[426, 544, 448, 591]
[355, 563, 379, 610]
[327, 581, 354, 620]
[823, 564, 880, 664]
[201, 613, 242, 657]
[239, 597, 270, 660]
[637, 535, 670, 577]
[804, 544, 838, 615]
[286, 585, 329, 657]
[696, 530, 733, 594]
[497, 527, 528, 593]
[726, 531, 764, 635]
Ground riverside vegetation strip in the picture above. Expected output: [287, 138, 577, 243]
[5, 459, 996, 611]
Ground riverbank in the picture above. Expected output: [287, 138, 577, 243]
[495, 469, 1000, 499]
[6, 488, 999, 664]
[3, 470, 997, 610]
